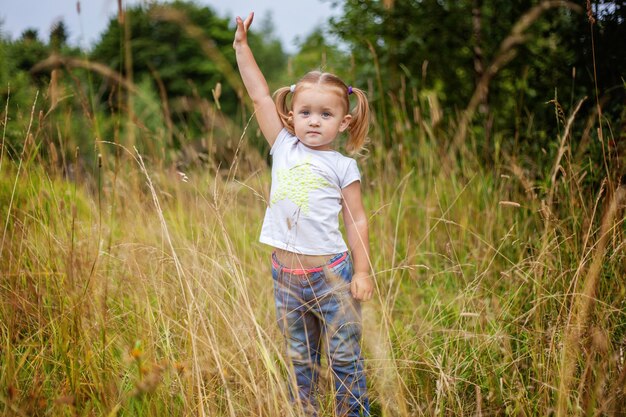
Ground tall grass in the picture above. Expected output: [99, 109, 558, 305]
[1, 3, 625, 417]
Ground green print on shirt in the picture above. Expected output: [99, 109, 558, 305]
[272, 157, 331, 214]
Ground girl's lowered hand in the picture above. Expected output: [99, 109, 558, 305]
[351, 272, 373, 302]
[233, 12, 254, 48]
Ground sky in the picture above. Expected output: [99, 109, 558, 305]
[0, 0, 339, 53]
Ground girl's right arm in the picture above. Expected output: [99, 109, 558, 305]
[233, 13, 283, 146]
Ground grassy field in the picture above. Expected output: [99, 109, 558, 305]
[1, 64, 625, 416]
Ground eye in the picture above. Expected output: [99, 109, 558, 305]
[300, 110, 310, 116]
[322, 112, 331, 118]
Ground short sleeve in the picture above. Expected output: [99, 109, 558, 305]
[340, 158, 361, 189]
[270, 128, 292, 155]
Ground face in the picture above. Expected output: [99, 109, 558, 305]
[290, 85, 352, 151]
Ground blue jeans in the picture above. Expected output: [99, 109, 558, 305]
[272, 251, 370, 417]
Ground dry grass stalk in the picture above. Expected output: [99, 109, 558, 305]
[32, 55, 139, 95]
[546, 98, 585, 208]
[556, 185, 626, 416]
[0, 85, 9, 173]
[383, 0, 395, 9]
[1, 91, 38, 255]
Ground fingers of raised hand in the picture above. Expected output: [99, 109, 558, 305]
[233, 16, 248, 47]
[233, 12, 253, 48]
[243, 12, 254, 30]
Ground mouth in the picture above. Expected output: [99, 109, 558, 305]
[307, 131, 321, 135]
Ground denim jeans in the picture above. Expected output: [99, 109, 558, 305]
[272, 251, 370, 417]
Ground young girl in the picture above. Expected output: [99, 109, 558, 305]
[234, 12, 373, 416]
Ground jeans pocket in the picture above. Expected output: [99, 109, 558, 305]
[326, 255, 353, 292]
[330, 254, 353, 283]
[272, 264, 286, 288]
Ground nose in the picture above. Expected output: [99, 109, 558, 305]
[308, 116, 320, 126]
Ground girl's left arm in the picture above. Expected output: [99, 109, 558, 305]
[342, 181, 374, 302]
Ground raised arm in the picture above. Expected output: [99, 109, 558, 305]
[233, 12, 283, 146]
[342, 181, 374, 302]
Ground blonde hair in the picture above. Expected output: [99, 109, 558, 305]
[273, 71, 370, 154]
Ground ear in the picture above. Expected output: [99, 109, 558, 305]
[287, 111, 294, 126]
[339, 114, 352, 132]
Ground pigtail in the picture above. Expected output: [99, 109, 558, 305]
[273, 86, 295, 134]
[345, 87, 370, 154]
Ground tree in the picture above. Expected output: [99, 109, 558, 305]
[13, 28, 49, 80]
[288, 28, 351, 81]
[50, 20, 69, 52]
[91, 1, 287, 126]
[329, 0, 625, 159]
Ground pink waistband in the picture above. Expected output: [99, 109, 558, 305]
[272, 252, 348, 275]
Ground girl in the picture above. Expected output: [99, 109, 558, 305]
[234, 12, 373, 416]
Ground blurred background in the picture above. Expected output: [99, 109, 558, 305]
[1, 0, 623, 175]
[1, 0, 338, 53]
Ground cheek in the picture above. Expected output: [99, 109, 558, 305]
[292, 120, 306, 135]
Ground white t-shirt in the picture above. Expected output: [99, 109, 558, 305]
[259, 129, 361, 255]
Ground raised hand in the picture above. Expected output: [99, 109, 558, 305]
[233, 12, 254, 49]
[232, 10, 282, 145]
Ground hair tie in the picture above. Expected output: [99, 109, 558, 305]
[347, 86, 353, 95]
[290, 84, 296, 93]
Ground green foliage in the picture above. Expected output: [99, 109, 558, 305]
[331, 0, 475, 104]
[288, 28, 351, 80]
[91, 2, 286, 131]
[49, 21, 69, 52]
[0, 2, 290, 168]
[329, 0, 625, 177]
[0, 19, 84, 162]
[11, 29, 50, 84]
[93, 2, 228, 95]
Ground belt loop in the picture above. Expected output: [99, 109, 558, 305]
[272, 251, 284, 275]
